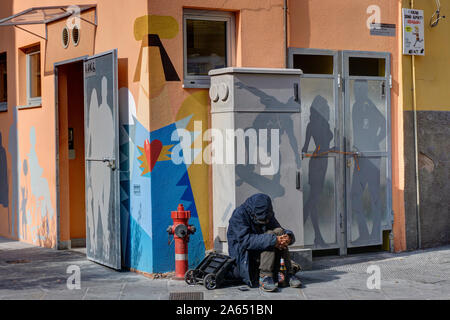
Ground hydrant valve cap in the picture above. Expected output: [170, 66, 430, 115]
[174, 224, 188, 238]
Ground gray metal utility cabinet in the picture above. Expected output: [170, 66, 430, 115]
[209, 67, 307, 258]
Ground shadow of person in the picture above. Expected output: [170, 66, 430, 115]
[301, 95, 333, 247]
[292, 269, 346, 288]
[234, 81, 301, 200]
[0, 132, 8, 208]
[350, 80, 386, 244]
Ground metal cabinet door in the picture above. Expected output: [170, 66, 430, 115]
[343, 51, 392, 248]
[84, 49, 121, 269]
[289, 48, 342, 251]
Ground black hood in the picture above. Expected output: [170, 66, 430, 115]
[243, 193, 274, 225]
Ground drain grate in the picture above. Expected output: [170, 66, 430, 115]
[169, 292, 204, 300]
[5, 259, 30, 264]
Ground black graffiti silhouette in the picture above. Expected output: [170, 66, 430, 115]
[235, 81, 301, 199]
[134, 34, 180, 82]
[0, 132, 8, 208]
[301, 95, 333, 247]
[351, 80, 386, 243]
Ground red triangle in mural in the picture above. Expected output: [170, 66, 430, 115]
[144, 139, 163, 172]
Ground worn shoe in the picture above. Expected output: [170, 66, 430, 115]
[289, 274, 302, 288]
[259, 276, 278, 292]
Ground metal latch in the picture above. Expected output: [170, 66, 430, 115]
[86, 157, 116, 170]
[296, 171, 302, 190]
[294, 83, 300, 102]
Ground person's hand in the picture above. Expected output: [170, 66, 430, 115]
[284, 233, 292, 245]
[275, 234, 290, 250]
[275, 237, 285, 249]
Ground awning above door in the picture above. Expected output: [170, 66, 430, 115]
[0, 5, 96, 26]
[0, 5, 97, 40]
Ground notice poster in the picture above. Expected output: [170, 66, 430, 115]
[402, 8, 425, 55]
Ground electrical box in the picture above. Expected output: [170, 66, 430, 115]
[209, 67, 304, 254]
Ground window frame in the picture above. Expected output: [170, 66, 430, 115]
[26, 49, 42, 108]
[0, 52, 7, 112]
[183, 9, 235, 88]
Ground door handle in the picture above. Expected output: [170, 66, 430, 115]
[86, 157, 117, 170]
[296, 171, 301, 190]
[294, 83, 300, 102]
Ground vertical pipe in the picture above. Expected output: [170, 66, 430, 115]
[284, 0, 288, 68]
[410, 0, 422, 249]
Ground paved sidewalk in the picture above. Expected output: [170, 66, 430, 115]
[0, 237, 449, 300]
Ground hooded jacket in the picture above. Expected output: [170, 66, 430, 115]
[226, 193, 295, 287]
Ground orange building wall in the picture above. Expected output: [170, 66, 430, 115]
[0, 0, 406, 255]
[147, 0, 287, 250]
[0, 0, 148, 247]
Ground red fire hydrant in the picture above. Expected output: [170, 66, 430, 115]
[167, 204, 196, 280]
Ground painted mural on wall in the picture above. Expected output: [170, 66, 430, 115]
[119, 14, 209, 273]
[14, 126, 56, 247]
[0, 99, 56, 246]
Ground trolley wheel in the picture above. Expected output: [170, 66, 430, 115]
[203, 274, 217, 290]
[185, 269, 197, 285]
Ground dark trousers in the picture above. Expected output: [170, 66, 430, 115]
[259, 228, 293, 278]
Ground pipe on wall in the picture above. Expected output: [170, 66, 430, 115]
[284, 0, 288, 68]
[410, 0, 422, 249]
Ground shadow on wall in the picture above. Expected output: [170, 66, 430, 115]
[234, 81, 302, 199]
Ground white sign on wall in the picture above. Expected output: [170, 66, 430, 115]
[402, 8, 425, 55]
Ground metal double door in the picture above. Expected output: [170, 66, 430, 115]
[290, 49, 392, 254]
[83, 49, 121, 269]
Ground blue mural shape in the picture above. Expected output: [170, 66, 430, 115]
[149, 121, 205, 272]
[120, 115, 152, 272]
[119, 113, 205, 274]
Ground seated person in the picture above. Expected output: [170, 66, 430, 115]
[227, 193, 302, 292]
